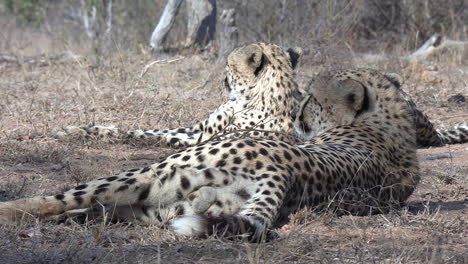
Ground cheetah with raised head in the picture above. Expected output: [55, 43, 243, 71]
[59, 43, 304, 147]
[0, 68, 420, 241]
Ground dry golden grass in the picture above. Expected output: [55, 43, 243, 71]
[0, 23, 467, 263]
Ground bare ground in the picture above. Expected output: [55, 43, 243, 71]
[0, 34, 467, 263]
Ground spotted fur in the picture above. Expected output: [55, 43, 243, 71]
[384, 73, 468, 147]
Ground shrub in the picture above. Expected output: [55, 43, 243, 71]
[2, 0, 46, 27]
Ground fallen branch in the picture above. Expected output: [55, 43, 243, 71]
[0, 51, 85, 66]
[140, 56, 185, 77]
[443, 114, 468, 119]
[351, 34, 468, 64]
[422, 153, 461, 161]
[408, 34, 468, 60]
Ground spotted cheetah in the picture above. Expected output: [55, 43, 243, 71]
[58, 43, 304, 147]
[0, 68, 420, 241]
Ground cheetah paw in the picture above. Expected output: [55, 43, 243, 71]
[188, 186, 217, 214]
[127, 129, 155, 139]
[55, 125, 120, 142]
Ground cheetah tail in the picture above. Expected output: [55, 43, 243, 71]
[437, 124, 468, 145]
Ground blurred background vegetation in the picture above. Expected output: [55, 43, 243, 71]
[0, 0, 466, 55]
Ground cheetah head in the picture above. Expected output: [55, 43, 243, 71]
[293, 70, 408, 140]
[224, 43, 303, 103]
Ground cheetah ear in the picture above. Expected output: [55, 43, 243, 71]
[333, 79, 366, 113]
[238, 44, 263, 70]
[384, 72, 403, 88]
[286, 47, 302, 69]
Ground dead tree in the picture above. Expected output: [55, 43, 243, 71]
[80, 0, 97, 38]
[185, 0, 216, 48]
[218, 9, 238, 62]
[149, 0, 183, 51]
[63, 0, 113, 57]
[150, 0, 216, 52]
[78, 0, 113, 40]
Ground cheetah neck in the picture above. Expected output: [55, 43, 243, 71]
[245, 68, 299, 133]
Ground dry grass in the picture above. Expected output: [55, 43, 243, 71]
[0, 19, 467, 263]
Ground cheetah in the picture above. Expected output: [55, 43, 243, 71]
[0, 68, 420, 241]
[58, 43, 304, 147]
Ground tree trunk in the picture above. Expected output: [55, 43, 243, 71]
[218, 9, 238, 62]
[104, 0, 113, 34]
[80, 0, 97, 39]
[185, 0, 216, 48]
[149, 0, 184, 51]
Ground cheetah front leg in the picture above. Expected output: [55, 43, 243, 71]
[55, 102, 237, 147]
[127, 103, 236, 147]
[54, 123, 200, 147]
[127, 125, 203, 147]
